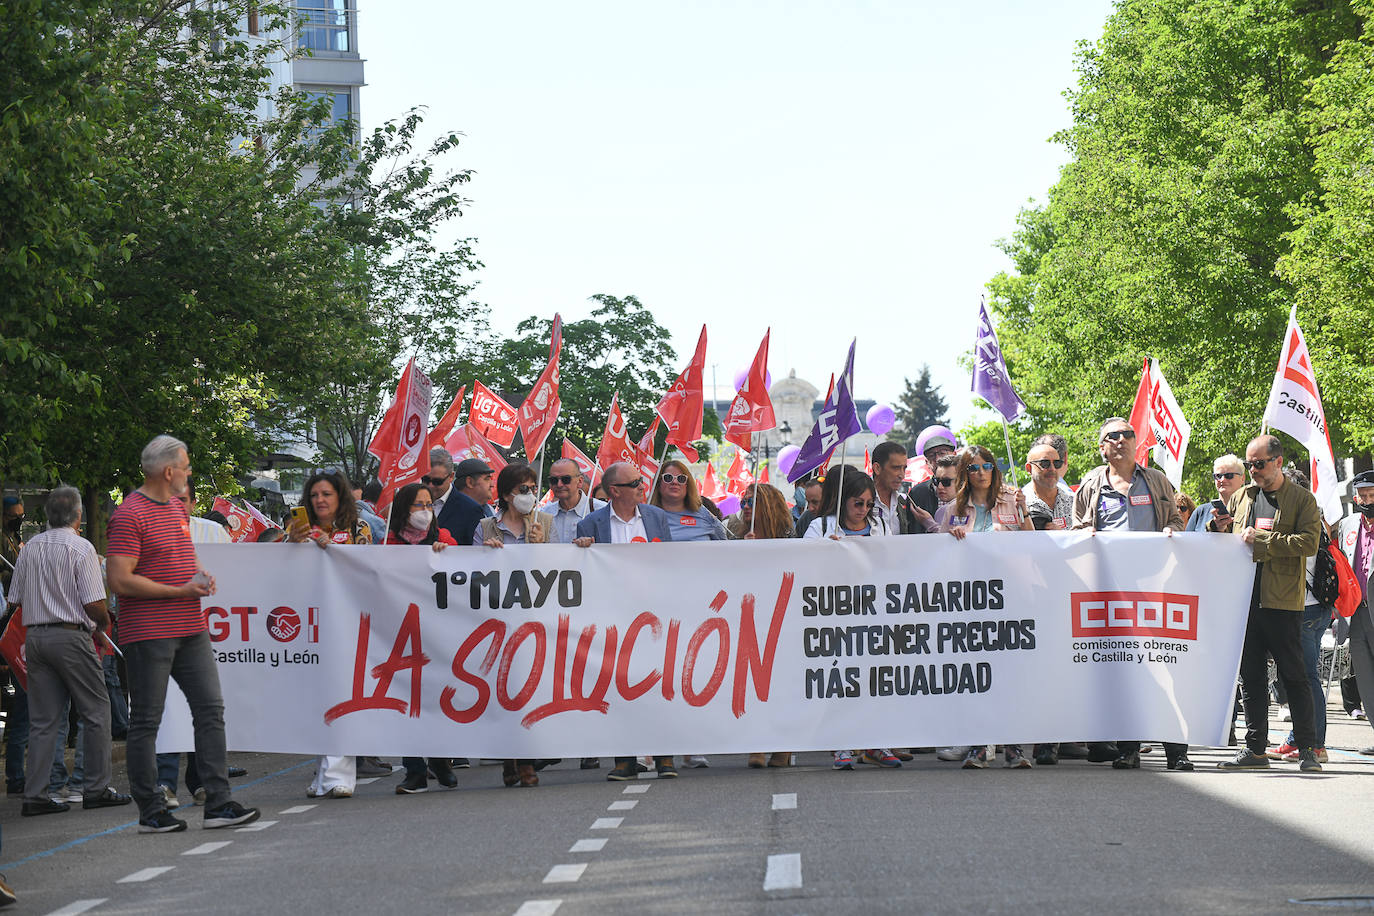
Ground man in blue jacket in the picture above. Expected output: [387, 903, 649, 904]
[434, 455, 493, 547]
[574, 461, 674, 779]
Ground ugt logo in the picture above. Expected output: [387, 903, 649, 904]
[208, 605, 321, 644]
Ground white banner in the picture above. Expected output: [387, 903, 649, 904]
[158, 535, 1253, 756]
[1263, 306, 1342, 523]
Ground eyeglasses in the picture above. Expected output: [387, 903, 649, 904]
[511, 485, 535, 495]
[549, 475, 575, 486]
[1102, 429, 1136, 442]
[1213, 471, 1240, 481]
[1028, 459, 1066, 470]
[849, 498, 874, 509]
[1242, 457, 1277, 472]
[421, 474, 451, 486]
[740, 497, 754, 507]
[934, 477, 955, 487]
[610, 479, 643, 489]
[661, 474, 689, 485]
[968, 463, 996, 473]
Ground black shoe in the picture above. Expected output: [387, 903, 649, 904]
[21, 797, 69, 817]
[1034, 747, 1058, 766]
[395, 772, 428, 794]
[533, 758, 562, 771]
[355, 757, 393, 777]
[227, 765, 247, 778]
[138, 809, 188, 833]
[1166, 756, 1194, 772]
[203, 800, 261, 829]
[430, 760, 457, 788]
[1218, 749, 1270, 769]
[451, 758, 471, 768]
[83, 787, 133, 809]
[606, 763, 637, 781]
[1360, 746, 1374, 756]
[1057, 742, 1090, 759]
[580, 757, 601, 769]
[1111, 753, 1140, 770]
[1299, 749, 1323, 773]
[655, 757, 678, 779]
[1086, 742, 1120, 763]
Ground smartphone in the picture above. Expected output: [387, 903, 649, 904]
[1211, 499, 1228, 515]
[291, 505, 309, 528]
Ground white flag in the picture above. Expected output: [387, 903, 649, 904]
[1262, 307, 1341, 523]
[1145, 360, 1191, 490]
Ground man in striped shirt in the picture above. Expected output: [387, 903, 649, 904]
[9, 486, 132, 817]
[106, 435, 260, 833]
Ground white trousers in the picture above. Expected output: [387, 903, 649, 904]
[309, 755, 355, 795]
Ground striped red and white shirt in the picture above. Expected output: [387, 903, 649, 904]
[106, 490, 204, 644]
[7, 526, 106, 628]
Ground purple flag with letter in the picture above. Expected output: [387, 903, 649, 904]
[971, 300, 1026, 422]
[787, 340, 862, 483]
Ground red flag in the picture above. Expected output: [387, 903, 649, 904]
[863, 448, 872, 476]
[723, 330, 776, 452]
[427, 385, 466, 453]
[635, 417, 662, 490]
[212, 497, 273, 543]
[561, 439, 601, 492]
[444, 423, 508, 477]
[759, 464, 770, 485]
[1126, 357, 1152, 466]
[517, 313, 563, 459]
[369, 358, 434, 515]
[726, 449, 753, 496]
[470, 380, 519, 448]
[596, 393, 639, 475]
[0, 607, 27, 690]
[700, 461, 723, 500]
[656, 325, 707, 462]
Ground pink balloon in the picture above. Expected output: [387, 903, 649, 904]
[733, 367, 773, 393]
[777, 444, 801, 477]
[716, 494, 741, 515]
[866, 403, 896, 435]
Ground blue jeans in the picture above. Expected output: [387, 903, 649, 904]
[4, 681, 27, 791]
[156, 751, 200, 793]
[1286, 604, 1333, 748]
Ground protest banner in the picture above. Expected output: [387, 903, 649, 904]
[159, 533, 1251, 756]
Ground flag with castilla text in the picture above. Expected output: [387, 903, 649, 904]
[1263, 306, 1342, 522]
[470, 381, 518, 448]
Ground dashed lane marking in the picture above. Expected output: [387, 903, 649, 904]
[233, 820, 278, 832]
[764, 853, 802, 891]
[607, 800, 637, 811]
[589, 818, 623, 829]
[44, 900, 108, 916]
[280, 805, 317, 814]
[355, 777, 381, 785]
[569, 838, 608, 853]
[542, 864, 587, 884]
[182, 841, 232, 856]
[512, 901, 562, 916]
[117, 866, 175, 884]
[621, 784, 650, 794]
[772, 792, 797, 810]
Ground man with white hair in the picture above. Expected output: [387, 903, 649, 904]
[106, 434, 260, 833]
[9, 486, 131, 817]
[542, 458, 603, 545]
[1339, 469, 1374, 756]
[1186, 454, 1246, 531]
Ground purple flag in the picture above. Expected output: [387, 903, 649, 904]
[788, 340, 862, 483]
[971, 301, 1026, 422]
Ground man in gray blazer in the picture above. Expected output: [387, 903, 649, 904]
[573, 461, 675, 779]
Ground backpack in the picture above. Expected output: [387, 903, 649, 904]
[1329, 539, 1363, 619]
[1312, 529, 1340, 606]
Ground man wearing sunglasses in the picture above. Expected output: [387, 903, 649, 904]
[908, 425, 960, 524]
[541, 459, 605, 545]
[433, 455, 494, 547]
[1212, 435, 1323, 772]
[1023, 436, 1073, 529]
[1072, 417, 1189, 771]
[1184, 454, 1246, 531]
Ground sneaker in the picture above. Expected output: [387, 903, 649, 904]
[655, 757, 678, 779]
[356, 756, 393, 777]
[1218, 749, 1270, 770]
[324, 786, 352, 798]
[227, 765, 248, 778]
[1166, 755, 1195, 771]
[580, 758, 601, 769]
[1316, 747, 1329, 763]
[1270, 742, 1298, 760]
[832, 750, 856, 770]
[859, 749, 901, 768]
[192, 787, 207, 806]
[1033, 745, 1058, 766]
[893, 749, 915, 761]
[159, 783, 181, 810]
[203, 800, 261, 829]
[685, 755, 710, 768]
[1299, 749, 1323, 772]
[395, 772, 428, 794]
[428, 759, 456, 788]
[56, 786, 82, 804]
[0, 872, 15, 906]
[1111, 752, 1140, 770]
[451, 757, 471, 768]
[1283, 746, 1328, 763]
[936, 746, 971, 762]
[1086, 742, 1120, 763]
[1351, 707, 1366, 720]
[606, 762, 638, 781]
[1058, 742, 1090, 759]
[962, 747, 989, 769]
[1004, 747, 1032, 768]
[138, 809, 188, 833]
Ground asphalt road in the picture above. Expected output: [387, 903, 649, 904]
[5, 706, 1374, 915]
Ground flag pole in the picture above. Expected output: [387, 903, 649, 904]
[651, 437, 670, 495]
[1000, 419, 1019, 488]
[749, 433, 758, 538]
[833, 442, 848, 534]
[535, 441, 546, 494]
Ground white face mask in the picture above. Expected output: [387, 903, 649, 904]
[408, 509, 433, 529]
[511, 493, 537, 515]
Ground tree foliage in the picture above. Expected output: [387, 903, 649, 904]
[889, 365, 949, 449]
[984, 0, 1371, 497]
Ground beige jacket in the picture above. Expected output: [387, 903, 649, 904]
[1071, 464, 1183, 532]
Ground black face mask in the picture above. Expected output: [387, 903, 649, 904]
[1357, 502, 1374, 518]
[5, 516, 21, 533]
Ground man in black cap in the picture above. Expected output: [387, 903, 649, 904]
[435, 457, 494, 547]
[1338, 469, 1374, 755]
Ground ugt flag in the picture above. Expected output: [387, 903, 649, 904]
[1263, 306, 1342, 523]
[723, 329, 775, 452]
[470, 381, 519, 448]
[787, 341, 861, 483]
[971, 300, 1026, 422]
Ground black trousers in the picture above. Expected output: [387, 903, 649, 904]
[1239, 604, 1316, 753]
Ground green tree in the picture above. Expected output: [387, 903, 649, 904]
[889, 365, 949, 449]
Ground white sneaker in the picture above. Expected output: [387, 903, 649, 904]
[159, 784, 181, 810]
[193, 787, 207, 805]
[936, 746, 972, 761]
[56, 786, 82, 804]
[685, 755, 710, 768]
[324, 786, 352, 798]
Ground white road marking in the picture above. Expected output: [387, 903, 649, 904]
[542, 864, 587, 884]
[182, 841, 232, 855]
[772, 792, 797, 810]
[44, 901, 108, 916]
[763, 853, 802, 891]
[513, 901, 562, 916]
[117, 866, 175, 884]
[590, 817, 623, 829]
[234, 819, 278, 832]
[569, 838, 608, 852]
[607, 800, 637, 811]
[621, 784, 649, 794]
[355, 777, 381, 785]
[280, 804, 317, 814]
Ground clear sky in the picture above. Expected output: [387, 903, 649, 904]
[362, 0, 1117, 431]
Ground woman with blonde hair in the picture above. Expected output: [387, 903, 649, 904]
[650, 459, 727, 542]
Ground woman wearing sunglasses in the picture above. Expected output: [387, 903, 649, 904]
[802, 467, 889, 540]
[474, 462, 549, 788]
[935, 446, 1033, 538]
[650, 459, 727, 542]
